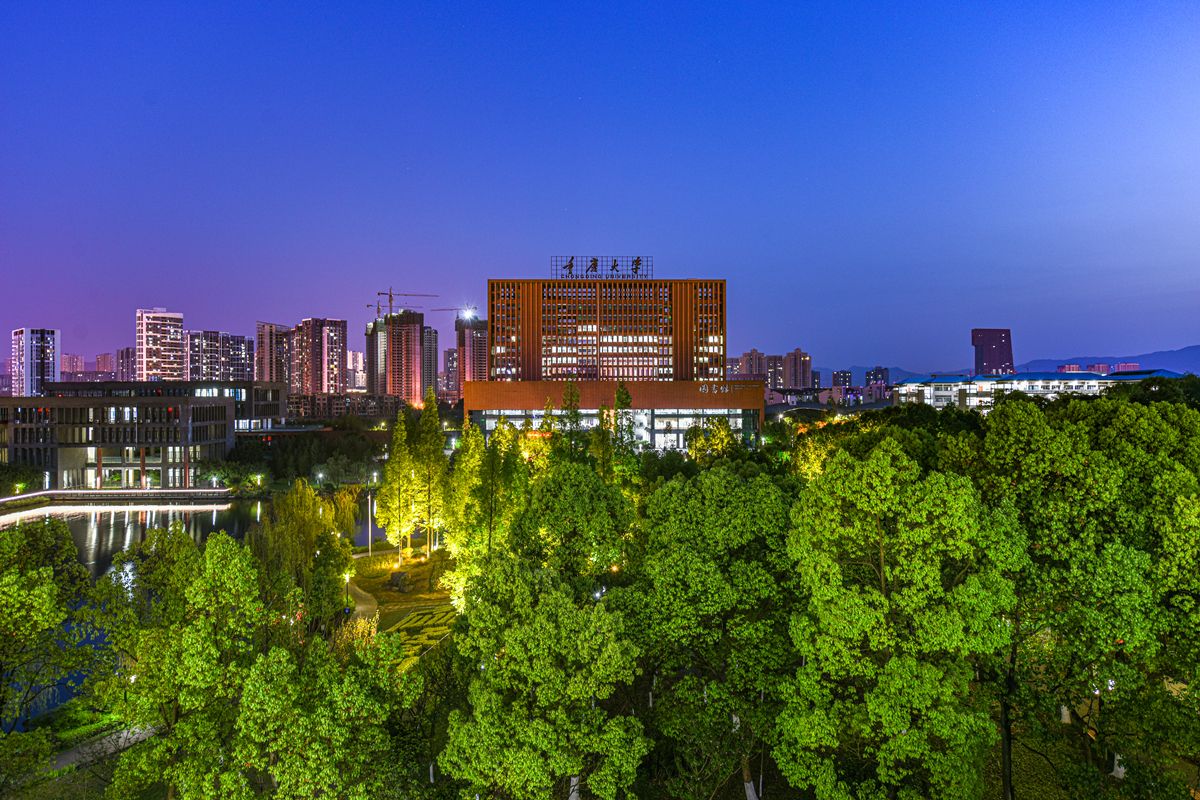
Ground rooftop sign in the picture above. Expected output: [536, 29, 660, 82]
[551, 256, 654, 279]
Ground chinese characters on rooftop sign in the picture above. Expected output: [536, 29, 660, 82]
[551, 256, 654, 279]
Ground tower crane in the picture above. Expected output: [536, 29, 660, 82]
[376, 288, 437, 316]
[428, 305, 480, 320]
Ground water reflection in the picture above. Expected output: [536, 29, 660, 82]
[0, 494, 381, 577]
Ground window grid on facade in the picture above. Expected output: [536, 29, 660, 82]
[487, 278, 725, 383]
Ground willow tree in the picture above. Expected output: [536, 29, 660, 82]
[248, 479, 354, 628]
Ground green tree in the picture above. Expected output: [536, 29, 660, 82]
[558, 380, 586, 459]
[0, 519, 90, 792]
[330, 484, 362, 535]
[686, 416, 742, 464]
[248, 479, 352, 629]
[776, 438, 1024, 800]
[976, 398, 1200, 798]
[445, 418, 528, 609]
[235, 633, 417, 799]
[440, 559, 649, 800]
[377, 408, 417, 559]
[413, 386, 450, 558]
[510, 459, 632, 592]
[589, 405, 616, 482]
[90, 527, 265, 800]
[631, 466, 797, 800]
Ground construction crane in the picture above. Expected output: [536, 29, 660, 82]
[367, 301, 425, 318]
[428, 305, 480, 320]
[376, 288, 437, 316]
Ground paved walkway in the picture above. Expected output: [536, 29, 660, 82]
[347, 578, 378, 620]
[51, 726, 153, 771]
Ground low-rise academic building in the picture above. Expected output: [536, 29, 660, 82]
[893, 370, 1182, 411]
[463, 379, 764, 451]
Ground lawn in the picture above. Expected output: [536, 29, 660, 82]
[355, 550, 455, 671]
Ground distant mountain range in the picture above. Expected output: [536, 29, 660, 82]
[1017, 344, 1200, 375]
[818, 344, 1200, 386]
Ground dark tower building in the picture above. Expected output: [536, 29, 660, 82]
[971, 328, 1015, 375]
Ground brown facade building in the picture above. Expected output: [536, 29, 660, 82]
[487, 278, 726, 383]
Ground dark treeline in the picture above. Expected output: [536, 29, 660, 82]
[5, 382, 1200, 799]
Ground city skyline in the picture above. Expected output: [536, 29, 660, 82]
[3, 4, 1200, 369]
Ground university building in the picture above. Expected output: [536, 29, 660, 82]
[0, 380, 287, 489]
[465, 259, 762, 449]
[893, 369, 1181, 411]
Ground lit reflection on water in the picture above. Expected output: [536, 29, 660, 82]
[0, 494, 380, 577]
[0, 503, 252, 578]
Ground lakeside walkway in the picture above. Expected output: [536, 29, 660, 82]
[0, 487, 234, 511]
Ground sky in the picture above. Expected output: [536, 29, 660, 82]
[2, 2, 1199, 372]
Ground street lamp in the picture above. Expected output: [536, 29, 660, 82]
[316, 471, 324, 488]
[367, 471, 378, 556]
[344, 571, 352, 608]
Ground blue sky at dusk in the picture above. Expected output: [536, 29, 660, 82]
[2, 2, 1199, 371]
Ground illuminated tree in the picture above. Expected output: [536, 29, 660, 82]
[376, 408, 417, 557]
[776, 438, 1023, 800]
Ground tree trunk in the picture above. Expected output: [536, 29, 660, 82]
[569, 775, 580, 800]
[999, 637, 1018, 800]
[999, 693, 1015, 800]
[741, 754, 759, 800]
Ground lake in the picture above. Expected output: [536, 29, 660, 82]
[0, 495, 385, 577]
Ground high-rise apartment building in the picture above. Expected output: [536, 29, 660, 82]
[364, 311, 423, 405]
[971, 328, 1015, 376]
[488, 277, 725, 381]
[346, 350, 367, 392]
[782, 348, 812, 389]
[422, 326, 438, 399]
[731, 349, 784, 391]
[832, 370, 853, 388]
[764, 355, 784, 390]
[1086, 363, 1111, 375]
[443, 347, 460, 400]
[61, 353, 85, 373]
[455, 314, 488, 397]
[185, 330, 254, 381]
[866, 366, 890, 386]
[289, 318, 347, 394]
[735, 349, 766, 377]
[812, 370, 822, 389]
[117, 347, 136, 381]
[255, 321, 291, 384]
[10, 328, 60, 396]
[136, 308, 185, 381]
[96, 353, 116, 373]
